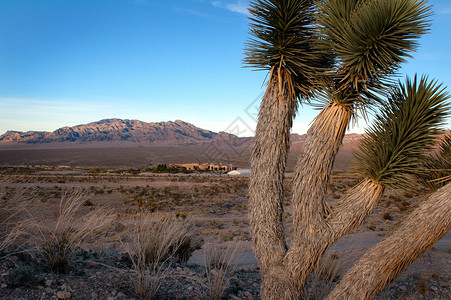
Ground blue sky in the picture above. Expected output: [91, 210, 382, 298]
[1, 0, 450, 136]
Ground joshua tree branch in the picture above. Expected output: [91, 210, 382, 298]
[328, 179, 384, 241]
[249, 76, 298, 298]
[285, 102, 352, 290]
[327, 182, 451, 300]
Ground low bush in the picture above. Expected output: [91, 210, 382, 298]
[126, 215, 202, 266]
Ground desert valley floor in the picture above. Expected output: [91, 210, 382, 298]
[0, 169, 450, 299]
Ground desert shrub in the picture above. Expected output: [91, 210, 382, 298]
[175, 234, 203, 263]
[417, 276, 429, 295]
[174, 211, 187, 220]
[25, 190, 112, 273]
[383, 212, 393, 221]
[0, 186, 31, 253]
[130, 263, 171, 300]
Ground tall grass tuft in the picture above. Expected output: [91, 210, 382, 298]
[203, 242, 238, 300]
[0, 186, 35, 253]
[25, 190, 112, 272]
[123, 215, 201, 299]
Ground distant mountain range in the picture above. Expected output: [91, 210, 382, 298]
[0, 118, 361, 146]
[0, 119, 363, 169]
[0, 119, 232, 145]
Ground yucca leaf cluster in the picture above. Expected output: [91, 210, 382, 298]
[315, 0, 431, 113]
[244, 0, 432, 116]
[419, 134, 451, 190]
[244, 0, 317, 72]
[244, 0, 323, 97]
[317, 0, 431, 83]
[356, 76, 450, 190]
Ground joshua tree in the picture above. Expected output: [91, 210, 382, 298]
[245, 0, 449, 299]
[244, 1, 325, 297]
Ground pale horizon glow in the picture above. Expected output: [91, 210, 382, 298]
[0, 0, 450, 137]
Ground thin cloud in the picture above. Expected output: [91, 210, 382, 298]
[172, 5, 212, 18]
[212, 1, 250, 16]
[438, 5, 451, 14]
[226, 1, 250, 15]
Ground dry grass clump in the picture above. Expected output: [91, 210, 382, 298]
[24, 190, 113, 272]
[203, 242, 238, 300]
[124, 215, 202, 266]
[0, 186, 35, 253]
[122, 215, 202, 299]
[129, 263, 171, 300]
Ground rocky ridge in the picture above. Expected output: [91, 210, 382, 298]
[0, 119, 230, 145]
[0, 119, 362, 147]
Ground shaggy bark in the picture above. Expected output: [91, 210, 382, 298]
[249, 77, 298, 299]
[329, 179, 385, 240]
[327, 182, 451, 300]
[284, 102, 352, 291]
[283, 178, 384, 296]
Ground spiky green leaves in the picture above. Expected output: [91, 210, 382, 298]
[356, 76, 450, 190]
[317, 0, 431, 88]
[419, 134, 451, 191]
[244, 0, 320, 97]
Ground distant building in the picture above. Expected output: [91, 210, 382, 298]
[227, 169, 251, 176]
[170, 163, 237, 171]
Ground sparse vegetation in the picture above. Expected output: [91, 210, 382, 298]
[0, 169, 448, 298]
[24, 191, 112, 273]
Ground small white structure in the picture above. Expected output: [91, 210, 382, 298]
[227, 169, 251, 176]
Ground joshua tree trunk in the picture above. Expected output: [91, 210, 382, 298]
[284, 101, 353, 291]
[249, 76, 298, 299]
[327, 182, 451, 300]
[284, 177, 384, 296]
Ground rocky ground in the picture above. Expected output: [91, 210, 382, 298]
[0, 170, 449, 299]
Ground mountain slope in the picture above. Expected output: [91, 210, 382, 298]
[0, 118, 363, 148]
[0, 119, 235, 145]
